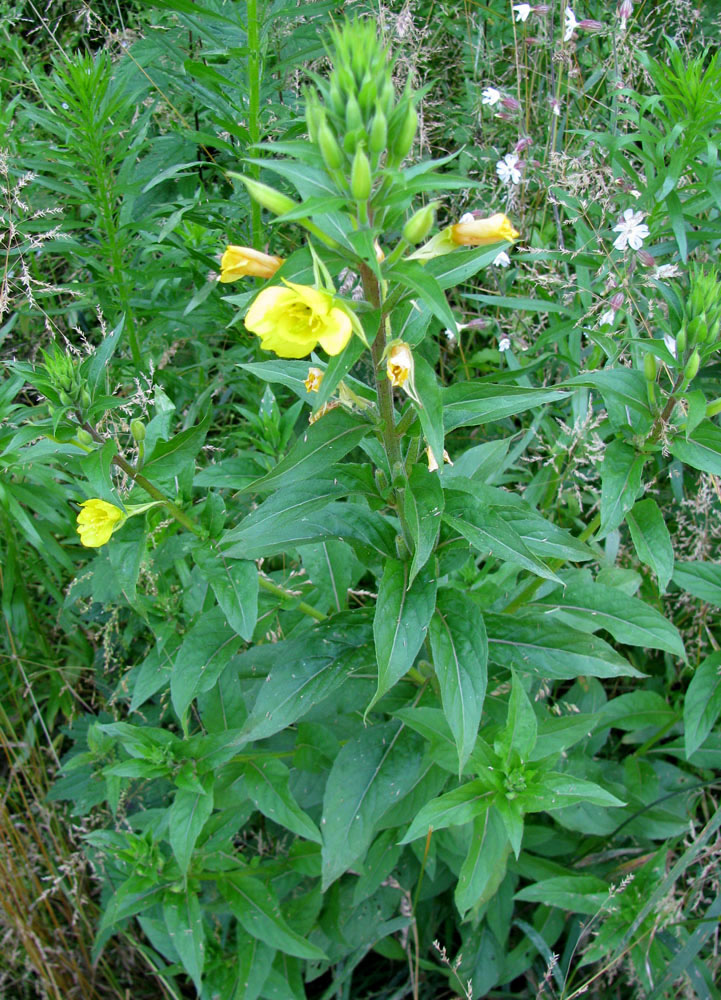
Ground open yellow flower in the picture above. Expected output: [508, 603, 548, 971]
[76, 499, 126, 548]
[450, 213, 520, 246]
[387, 342, 414, 387]
[219, 245, 284, 282]
[245, 281, 352, 359]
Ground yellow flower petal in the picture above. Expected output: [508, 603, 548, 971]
[245, 282, 355, 359]
[318, 309, 352, 356]
[450, 213, 520, 246]
[219, 245, 284, 282]
[76, 499, 126, 548]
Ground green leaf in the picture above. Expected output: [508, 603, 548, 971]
[194, 549, 258, 642]
[369, 560, 437, 712]
[95, 874, 166, 941]
[220, 874, 327, 960]
[444, 497, 561, 584]
[463, 292, 569, 314]
[684, 651, 721, 757]
[403, 464, 444, 584]
[455, 809, 511, 918]
[514, 875, 610, 915]
[387, 260, 457, 331]
[497, 673, 538, 766]
[485, 613, 642, 679]
[239, 615, 372, 742]
[426, 245, 510, 288]
[443, 383, 567, 431]
[600, 691, 677, 733]
[169, 779, 214, 875]
[163, 893, 205, 992]
[244, 758, 322, 844]
[413, 356, 445, 469]
[520, 772, 625, 811]
[171, 608, 243, 724]
[532, 582, 685, 658]
[400, 779, 495, 843]
[234, 931, 274, 1000]
[671, 420, 721, 476]
[85, 316, 125, 395]
[626, 498, 674, 593]
[246, 408, 370, 493]
[321, 720, 424, 888]
[673, 561, 721, 607]
[599, 440, 646, 537]
[142, 411, 210, 491]
[429, 592, 487, 774]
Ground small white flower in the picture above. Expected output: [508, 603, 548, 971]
[458, 212, 475, 224]
[513, 3, 532, 21]
[663, 333, 677, 358]
[612, 209, 650, 251]
[599, 308, 616, 327]
[481, 87, 501, 107]
[550, 98, 561, 117]
[498, 337, 511, 351]
[654, 263, 680, 280]
[496, 152, 522, 186]
[493, 251, 511, 267]
[564, 7, 578, 41]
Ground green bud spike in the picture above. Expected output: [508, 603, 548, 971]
[684, 349, 701, 382]
[345, 94, 363, 133]
[318, 120, 344, 171]
[388, 102, 418, 165]
[403, 202, 437, 244]
[643, 352, 657, 383]
[368, 109, 387, 156]
[350, 146, 372, 201]
[236, 175, 297, 216]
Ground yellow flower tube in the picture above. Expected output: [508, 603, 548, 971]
[450, 213, 520, 246]
[219, 245, 284, 282]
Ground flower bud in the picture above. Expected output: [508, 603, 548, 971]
[403, 202, 437, 244]
[579, 18, 604, 30]
[239, 176, 297, 216]
[388, 103, 417, 164]
[318, 121, 344, 171]
[345, 94, 363, 133]
[80, 388, 91, 408]
[684, 349, 701, 382]
[350, 146, 372, 201]
[637, 250, 655, 267]
[131, 419, 146, 442]
[610, 292, 625, 310]
[59, 390, 73, 407]
[76, 428, 93, 446]
[368, 109, 387, 156]
[676, 327, 687, 355]
[450, 213, 520, 246]
[500, 95, 521, 111]
[643, 353, 656, 382]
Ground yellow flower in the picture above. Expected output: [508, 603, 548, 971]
[245, 281, 352, 359]
[450, 213, 520, 246]
[426, 446, 453, 472]
[76, 499, 126, 548]
[387, 342, 414, 387]
[304, 366, 324, 392]
[219, 245, 284, 282]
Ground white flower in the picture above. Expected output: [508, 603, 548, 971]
[599, 308, 616, 327]
[496, 152, 521, 186]
[663, 333, 677, 358]
[498, 337, 511, 351]
[493, 251, 511, 267]
[564, 7, 578, 41]
[513, 3, 532, 21]
[612, 209, 650, 251]
[481, 87, 501, 106]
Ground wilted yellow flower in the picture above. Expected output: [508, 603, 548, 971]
[245, 282, 352, 359]
[450, 213, 520, 246]
[76, 499, 126, 548]
[387, 342, 414, 388]
[219, 245, 284, 282]
[304, 367, 324, 392]
[426, 446, 453, 472]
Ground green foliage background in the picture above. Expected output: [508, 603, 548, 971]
[1, 1, 721, 998]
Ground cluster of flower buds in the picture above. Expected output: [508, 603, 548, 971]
[305, 19, 417, 200]
[671, 265, 721, 388]
[43, 346, 90, 413]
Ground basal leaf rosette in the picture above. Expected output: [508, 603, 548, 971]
[245, 281, 354, 359]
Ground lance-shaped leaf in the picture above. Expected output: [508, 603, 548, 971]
[403, 464, 444, 584]
[194, 547, 258, 642]
[220, 874, 327, 960]
[429, 591, 487, 774]
[321, 721, 424, 888]
[485, 613, 642, 679]
[684, 651, 721, 757]
[673, 561, 721, 607]
[443, 383, 567, 431]
[455, 808, 511, 918]
[169, 778, 214, 875]
[244, 757, 322, 843]
[599, 439, 646, 537]
[368, 560, 437, 713]
[413, 356, 445, 469]
[163, 893, 205, 992]
[627, 498, 674, 593]
[400, 779, 496, 844]
[171, 607, 243, 724]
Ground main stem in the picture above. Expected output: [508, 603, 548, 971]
[359, 262, 402, 471]
[246, 0, 262, 249]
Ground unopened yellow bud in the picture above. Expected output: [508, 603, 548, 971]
[318, 121, 344, 171]
[643, 353, 657, 382]
[386, 342, 413, 388]
[684, 349, 701, 382]
[389, 103, 418, 164]
[239, 176, 297, 216]
[403, 203, 437, 244]
[451, 213, 520, 246]
[219, 245, 284, 282]
[350, 146, 372, 201]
